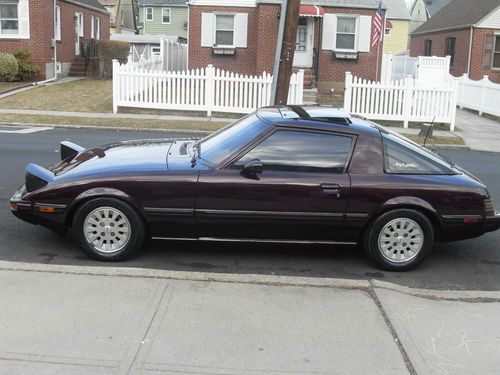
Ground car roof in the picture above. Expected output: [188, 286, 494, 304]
[256, 105, 382, 136]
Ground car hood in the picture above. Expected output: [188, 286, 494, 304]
[51, 139, 175, 183]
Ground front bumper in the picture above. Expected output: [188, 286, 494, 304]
[484, 213, 500, 234]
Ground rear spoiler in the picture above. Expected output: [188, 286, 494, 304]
[60, 141, 85, 161]
[26, 163, 54, 193]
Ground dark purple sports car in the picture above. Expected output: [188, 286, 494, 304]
[10, 106, 500, 270]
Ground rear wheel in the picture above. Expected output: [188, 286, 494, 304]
[364, 209, 434, 271]
[72, 198, 145, 261]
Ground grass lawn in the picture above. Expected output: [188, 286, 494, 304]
[0, 113, 228, 132]
[401, 134, 465, 146]
[0, 79, 113, 112]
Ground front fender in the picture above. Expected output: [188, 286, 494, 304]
[65, 187, 143, 226]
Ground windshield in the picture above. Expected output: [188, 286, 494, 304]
[192, 114, 271, 165]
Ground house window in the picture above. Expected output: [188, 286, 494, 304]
[0, 2, 19, 35]
[493, 35, 500, 69]
[95, 16, 100, 39]
[91, 15, 95, 38]
[162, 8, 170, 24]
[336, 17, 356, 50]
[385, 28, 391, 36]
[54, 5, 61, 41]
[146, 7, 153, 21]
[424, 39, 432, 56]
[152, 46, 161, 55]
[215, 14, 234, 47]
[445, 37, 456, 66]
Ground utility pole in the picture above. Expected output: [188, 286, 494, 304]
[273, 0, 300, 105]
[115, 0, 123, 33]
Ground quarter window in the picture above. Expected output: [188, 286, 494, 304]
[234, 130, 353, 174]
[336, 17, 356, 50]
[146, 7, 153, 21]
[162, 8, 170, 24]
[215, 14, 234, 47]
[0, 2, 18, 35]
[382, 133, 455, 175]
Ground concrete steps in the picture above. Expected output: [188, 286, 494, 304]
[302, 88, 317, 105]
[69, 58, 86, 77]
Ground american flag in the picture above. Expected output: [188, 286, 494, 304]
[372, 0, 383, 48]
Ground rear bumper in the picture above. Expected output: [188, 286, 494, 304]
[483, 213, 500, 234]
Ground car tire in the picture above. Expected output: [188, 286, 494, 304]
[364, 209, 434, 271]
[72, 198, 145, 261]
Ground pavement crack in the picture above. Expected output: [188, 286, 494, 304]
[368, 281, 418, 375]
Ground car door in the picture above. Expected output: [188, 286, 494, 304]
[195, 128, 355, 241]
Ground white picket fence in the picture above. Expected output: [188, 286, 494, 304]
[456, 73, 500, 117]
[344, 72, 458, 130]
[112, 60, 304, 116]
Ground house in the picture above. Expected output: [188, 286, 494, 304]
[188, 0, 385, 90]
[383, 0, 411, 55]
[410, 0, 500, 83]
[0, 0, 110, 80]
[111, 33, 184, 61]
[137, 0, 188, 41]
[409, 0, 452, 32]
[98, 0, 138, 34]
[409, 0, 428, 33]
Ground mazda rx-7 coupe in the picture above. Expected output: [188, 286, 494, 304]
[10, 106, 500, 270]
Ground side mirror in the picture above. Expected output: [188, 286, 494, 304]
[241, 159, 263, 177]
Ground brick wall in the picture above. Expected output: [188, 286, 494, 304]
[188, 6, 262, 76]
[317, 7, 384, 86]
[0, 0, 109, 79]
[410, 27, 500, 83]
[410, 28, 471, 78]
[189, 4, 383, 86]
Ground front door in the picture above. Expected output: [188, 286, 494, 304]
[195, 128, 354, 241]
[294, 17, 314, 68]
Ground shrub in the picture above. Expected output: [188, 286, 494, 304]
[95, 40, 130, 79]
[13, 49, 41, 81]
[0, 53, 19, 82]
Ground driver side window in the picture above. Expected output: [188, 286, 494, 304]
[232, 129, 353, 173]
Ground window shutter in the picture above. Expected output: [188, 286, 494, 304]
[201, 13, 214, 47]
[483, 35, 494, 69]
[358, 15, 372, 53]
[18, 0, 30, 39]
[322, 13, 337, 50]
[234, 13, 248, 48]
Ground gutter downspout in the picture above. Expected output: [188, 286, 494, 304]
[34, 0, 58, 86]
[467, 25, 473, 75]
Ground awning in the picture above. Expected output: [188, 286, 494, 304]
[386, 20, 393, 29]
[299, 5, 324, 17]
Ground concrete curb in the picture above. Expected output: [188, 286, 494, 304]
[2, 260, 500, 300]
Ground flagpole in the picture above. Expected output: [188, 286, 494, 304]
[376, 43, 380, 82]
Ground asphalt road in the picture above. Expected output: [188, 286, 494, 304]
[1, 125, 500, 290]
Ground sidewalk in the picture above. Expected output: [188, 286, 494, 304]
[454, 109, 500, 153]
[1, 262, 500, 375]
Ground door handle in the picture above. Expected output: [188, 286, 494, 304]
[321, 184, 341, 196]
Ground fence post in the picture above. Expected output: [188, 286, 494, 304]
[112, 59, 119, 114]
[205, 64, 215, 117]
[402, 76, 413, 128]
[450, 79, 458, 131]
[297, 70, 304, 104]
[459, 73, 467, 109]
[344, 72, 353, 112]
[479, 75, 488, 116]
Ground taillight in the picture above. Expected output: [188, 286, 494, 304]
[485, 198, 495, 217]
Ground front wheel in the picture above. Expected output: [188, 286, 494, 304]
[364, 209, 434, 271]
[72, 198, 145, 261]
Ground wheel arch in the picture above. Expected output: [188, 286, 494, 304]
[64, 188, 148, 232]
[360, 199, 443, 243]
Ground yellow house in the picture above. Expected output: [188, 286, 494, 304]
[383, 0, 411, 55]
